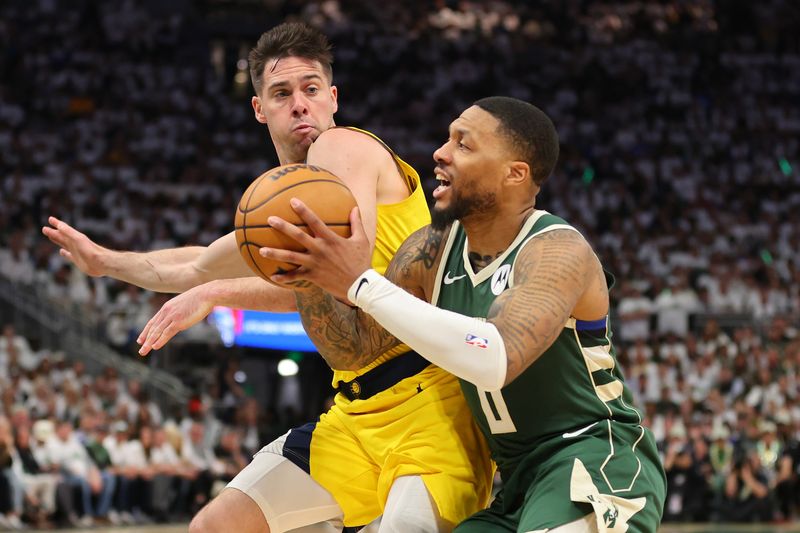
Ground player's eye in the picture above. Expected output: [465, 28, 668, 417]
[306, 86, 319, 94]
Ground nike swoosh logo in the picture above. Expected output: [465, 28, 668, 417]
[562, 422, 598, 439]
[355, 278, 369, 299]
[443, 272, 467, 285]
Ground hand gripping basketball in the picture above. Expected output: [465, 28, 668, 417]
[235, 164, 357, 286]
[261, 198, 372, 301]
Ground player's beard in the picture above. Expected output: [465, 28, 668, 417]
[431, 186, 497, 230]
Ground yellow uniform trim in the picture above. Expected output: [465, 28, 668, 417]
[330, 128, 431, 385]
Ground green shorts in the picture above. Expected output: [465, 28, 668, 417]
[455, 421, 666, 532]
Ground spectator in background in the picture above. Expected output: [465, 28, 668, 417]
[685, 436, 714, 521]
[0, 416, 25, 530]
[180, 421, 218, 514]
[139, 426, 173, 522]
[13, 424, 58, 528]
[47, 420, 115, 527]
[0, 231, 34, 286]
[721, 450, 773, 523]
[709, 424, 734, 518]
[654, 271, 704, 336]
[103, 420, 151, 524]
[702, 267, 747, 314]
[756, 420, 794, 520]
[234, 397, 264, 457]
[149, 426, 193, 520]
[0, 325, 38, 374]
[663, 422, 692, 521]
[697, 319, 736, 360]
[776, 412, 799, 520]
[213, 429, 248, 490]
[26, 377, 57, 420]
[617, 282, 654, 342]
[82, 418, 123, 523]
[58, 380, 84, 424]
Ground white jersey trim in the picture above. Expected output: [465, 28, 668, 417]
[462, 210, 549, 287]
[430, 222, 462, 307]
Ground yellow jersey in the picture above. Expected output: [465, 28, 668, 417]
[330, 127, 430, 386]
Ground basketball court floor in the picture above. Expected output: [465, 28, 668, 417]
[18, 524, 800, 533]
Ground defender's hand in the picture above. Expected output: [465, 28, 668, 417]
[137, 286, 214, 355]
[42, 216, 108, 277]
[260, 199, 371, 301]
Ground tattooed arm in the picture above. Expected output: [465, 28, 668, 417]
[293, 225, 448, 371]
[263, 199, 605, 388]
[487, 229, 606, 385]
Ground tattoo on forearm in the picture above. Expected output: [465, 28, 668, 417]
[292, 226, 445, 371]
[487, 230, 589, 380]
[294, 288, 398, 371]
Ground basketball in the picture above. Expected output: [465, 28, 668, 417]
[234, 163, 357, 283]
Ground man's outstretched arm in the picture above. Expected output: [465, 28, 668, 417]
[43, 217, 253, 292]
[136, 277, 297, 355]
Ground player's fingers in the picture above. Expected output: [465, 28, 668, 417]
[152, 323, 178, 350]
[259, 246, 310, 266]
[140, 328, 160, 355]
[59, 249, 74, 261]
[138, 335, 153, 355]
[270, 269, 313, 287]
[43, 226, 66, 247]
[51, 216, 78, 237]
[139, 315, 168, 355]
[138, 314, 157, 345]
[349, 207, 367, 241]
[266, 215, 317, 248]
[288, 198, 336, 238]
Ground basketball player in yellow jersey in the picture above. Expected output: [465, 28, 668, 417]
[43, 22, 492, 533]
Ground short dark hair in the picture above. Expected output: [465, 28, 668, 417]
[248, 22, 334, 96]
[474, 96, 560, 186]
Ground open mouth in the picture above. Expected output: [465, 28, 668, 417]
[433, 176, 451, 199]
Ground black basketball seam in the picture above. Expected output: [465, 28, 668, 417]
[238, 179, 352, 213]
[238, 242, 298, 276]
[233, 222, 352, 230]
[241, 174, 271, 279]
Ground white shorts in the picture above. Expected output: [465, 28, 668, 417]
[227, 431, 344, 533]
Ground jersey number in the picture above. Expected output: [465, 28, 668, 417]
[478, 390, 517, 434]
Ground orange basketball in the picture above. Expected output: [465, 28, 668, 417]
[234, 164, 356, 284]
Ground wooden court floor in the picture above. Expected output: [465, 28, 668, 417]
[19, 523, 800, 533]
[660, 525, 800, 533]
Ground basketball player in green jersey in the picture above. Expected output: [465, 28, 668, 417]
[260, 96, 667, 532]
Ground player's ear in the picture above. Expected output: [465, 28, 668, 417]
[252, 96, 268, 124]
[330, 85, 338, 115]
[505, 161, 530, 187]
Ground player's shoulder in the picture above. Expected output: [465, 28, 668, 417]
[313, 126, 390, 156]
[394, 223, 451, 262]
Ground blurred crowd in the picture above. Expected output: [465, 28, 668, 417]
[0, 323, 285, 529]
[1, 0, 800, 526]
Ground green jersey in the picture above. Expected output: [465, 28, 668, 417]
[432, 211, 644, 486]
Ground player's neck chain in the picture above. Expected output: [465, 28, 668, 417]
[468, 250, 503, 272]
